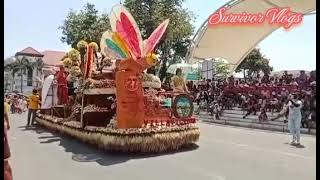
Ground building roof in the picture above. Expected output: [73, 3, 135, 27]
[15, 47, 44, 57]
[41, 50, 67, 66]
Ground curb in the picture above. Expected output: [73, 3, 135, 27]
[199, 119, 316, 135]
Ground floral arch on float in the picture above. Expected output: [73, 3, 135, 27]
[186, 0, 316, 73]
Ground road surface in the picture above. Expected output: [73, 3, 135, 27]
[8, 112, 316, 180]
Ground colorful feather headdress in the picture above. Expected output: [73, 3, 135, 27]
[100, 5, 169, 69]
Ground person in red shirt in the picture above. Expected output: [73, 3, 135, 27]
[55, 66, 68, 105]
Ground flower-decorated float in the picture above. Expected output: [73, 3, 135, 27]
[36, 5, 200, 153]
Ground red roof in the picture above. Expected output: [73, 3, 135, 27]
[42, 50, 67, 66]
[15, 47, 44, 57]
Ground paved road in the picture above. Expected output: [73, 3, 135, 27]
[8, 112, 315, 180]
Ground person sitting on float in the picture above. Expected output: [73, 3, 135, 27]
[171, 68, 189, 93]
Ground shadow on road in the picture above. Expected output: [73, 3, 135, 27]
[19, 125, 48, 134]
[284, 142, 306, 148]
[22, 124, 199, 166]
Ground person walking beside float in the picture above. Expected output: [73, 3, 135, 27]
[4, 101, 12, 180]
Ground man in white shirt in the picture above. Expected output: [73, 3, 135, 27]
[287, 93, 303, 146]
[271, 94, 303, 147]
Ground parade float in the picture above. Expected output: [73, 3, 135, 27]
[36, 5, 200, 153]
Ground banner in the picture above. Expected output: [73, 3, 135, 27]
[186, 72, 200, 81]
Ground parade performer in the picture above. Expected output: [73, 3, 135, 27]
[271, 94, 303, 146]
[55, 66, 68, 105]
[171, 68, 189, 93]
[287, 94, 303, 146]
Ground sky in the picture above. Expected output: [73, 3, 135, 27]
[4, 0, 316, 71]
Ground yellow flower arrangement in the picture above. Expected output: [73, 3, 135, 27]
[146, 53, 158, 66]
[72, 61, 80, 67]
[70, 66, 81, 76]
[62, 58, 72, 68]
[68, 48, 80, 61]
[88, 42, 99, 51]
[77, 40, 88, 49]
[70, 65, 80, 72]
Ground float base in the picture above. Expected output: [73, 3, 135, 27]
[35, 115, 200, 153]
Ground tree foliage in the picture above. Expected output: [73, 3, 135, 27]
[32, 58, 45, 76]
[59, 1, 194, 80]
[4, 57, 33, 77]
[214, 60, 230, 78]
[4, 57, 34, 93]
[235, 48, 273, 78]
[59, 3, 111, 48]
[124, 0, 195, 80]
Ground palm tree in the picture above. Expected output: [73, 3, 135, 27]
[4, 61, 17, 92]
[4, 57, 34, 93]
[33, 58, 44, 75]
[32, 58, 45, 87]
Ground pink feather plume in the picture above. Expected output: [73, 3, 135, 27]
[144, 19, 170, 55]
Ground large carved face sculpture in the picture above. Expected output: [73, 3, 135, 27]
[125, 75, 139, 92]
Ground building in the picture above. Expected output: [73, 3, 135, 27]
[41, 50, 67, 76]
[4, 47, 66, 94]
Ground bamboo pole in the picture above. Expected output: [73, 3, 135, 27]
[79, 47, 86, 128]
[51, 84, 54, 118]
[80, 91, 85, 128]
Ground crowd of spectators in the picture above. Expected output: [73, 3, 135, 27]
[187, 70, 316, 128]
[4, 93, 29, 114]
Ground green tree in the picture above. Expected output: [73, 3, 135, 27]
[59, 3, 111, 48]
[235, 48, 273, 79]
[213, 60, 230, 78]
[124, 0, 195, 80]
[4, 57, 34, 93]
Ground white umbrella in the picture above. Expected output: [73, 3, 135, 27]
[167, 63, 199, 75]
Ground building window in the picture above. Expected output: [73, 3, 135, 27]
[27, 68, 33, 86]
